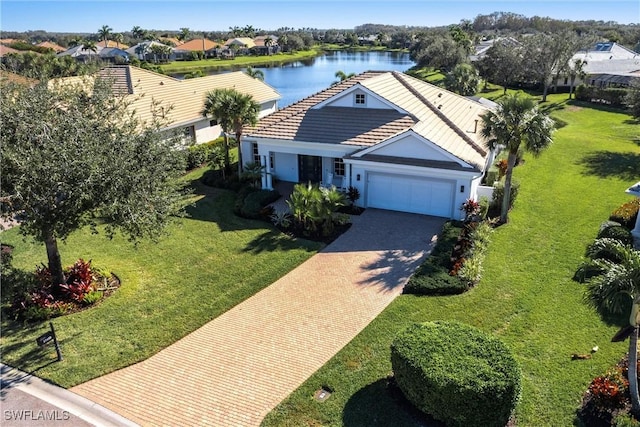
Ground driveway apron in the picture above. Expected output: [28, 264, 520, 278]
[71, 209, 445, 426]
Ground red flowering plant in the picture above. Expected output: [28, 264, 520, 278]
[460, 199, 481, 223]
[587, 369, 629, 411]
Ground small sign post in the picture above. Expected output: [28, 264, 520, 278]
[36, 322, 63, 362]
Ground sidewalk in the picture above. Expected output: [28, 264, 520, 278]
[0, 364, 138, 427]
[69, 209, 444, 426]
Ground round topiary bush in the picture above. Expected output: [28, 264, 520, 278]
[391, 321, 522, 427]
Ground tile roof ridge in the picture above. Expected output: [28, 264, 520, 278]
[391, 71, 487, 157]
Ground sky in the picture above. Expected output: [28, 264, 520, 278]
[1, 0, 639, 34]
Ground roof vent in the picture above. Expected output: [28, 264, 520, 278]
[160, 81, 164, 85]
[437, 104, 442, 110]
[438, 93, 442, 97]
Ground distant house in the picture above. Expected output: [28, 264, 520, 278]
[223, 37, 256, 57]
[0, 45, 20, 60]
[469, 37, 521, 62]
[246, 71, 495, 219]
[173, 38, 221, 60]
[253, 35, 280, 55]
[125, 41, 175, 62]
[56, 65, 280, 144]
[558, 42, 640, 89]
[58, 44, 129, 64]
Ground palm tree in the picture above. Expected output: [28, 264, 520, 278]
[113, 33, 124, 49]
[131, 26, 144, 41]
[334, 70, 355, 85]
[480, 93, 555, 223]
[245, 66, 264, 81]
[583, 238, 640, 417]
[83, 40, 98, 54]
[228, 91, 260, 176]
[568, 58, 588, 100]
[202, 88, 235, 174]
[98, 25, 112, 45]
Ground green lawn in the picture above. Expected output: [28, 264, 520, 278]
[159, 49, 322, 74]
[261, 96, 640, 426]
[0, 171, 322, 388]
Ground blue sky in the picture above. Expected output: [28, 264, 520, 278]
[1, 0, 638, 33]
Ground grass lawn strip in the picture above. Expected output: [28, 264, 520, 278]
[0, 170, 322, 388]
[261, 94, 640, 426]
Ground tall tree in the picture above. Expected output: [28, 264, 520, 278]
[334, 70, 355, 84]
[477, 38, 524, 94]
[583, 239, 640, 417]
[98, 24, 112, 45]
[523, 30, 581, 102]
[567, 58, 588, 100]
[202, 88, 235, 174]
[227, 90, 260, 175]
[409, 32, 467, 72]
[480, 94, 555, 223]
[131, 26, 144, 41]
[178, 27, 190, 42]
[113, 32, 124, 49]
[0, 78, 187, 286]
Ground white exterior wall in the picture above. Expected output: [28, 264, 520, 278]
[323, 89, 393, 109]
[272, 152, 298, 182]
[194, 120, 222, 144]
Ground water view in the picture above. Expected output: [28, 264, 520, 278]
[174, 50, 415, 107]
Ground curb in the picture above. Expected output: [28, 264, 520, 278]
[1, 364, 139, 427]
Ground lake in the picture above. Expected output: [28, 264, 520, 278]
[174, 50, 415, 107]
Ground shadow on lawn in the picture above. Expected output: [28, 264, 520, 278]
[342, 378, 442, 427]
[577, 151, 640, 181]
[242, 229, 318, 254]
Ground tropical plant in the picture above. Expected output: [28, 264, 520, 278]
[480, 93, 555, 223]
[82, 40, 98, 54]
[582, 238, 640, 417]
[568, 58, 588, 100]
[131, 26, 145, 41]
[241, 161, 265, 188]
[444, 63, 480, 96]
[334, 70, 355, 84]
[245, 66, 265, 81]
[112, 33, 124, 49]
[286, 183, 346, 236]
[0, 76, 187, 287]
[97, 24, 112, 45]
[208, 145, 227, 179]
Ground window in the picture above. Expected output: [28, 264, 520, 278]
[252, 143, 260, 164]
[209, 119, 217, 127]
[355, 93, 366, 105]
[269, 152, 275, 169]
[333, 158, 345, 176]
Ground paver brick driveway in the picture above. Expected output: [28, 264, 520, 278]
[71, 209, 445, 426]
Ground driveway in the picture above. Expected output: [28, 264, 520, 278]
[71, 209, 445, 426]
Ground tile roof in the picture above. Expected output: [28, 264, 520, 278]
[224, 37, 256, 48]
[175, 39, 220, 51]
[250, 71, 491, 169]
[55, 66, 281, 130]
[36, 41, 66, 52]
[0, 45, 20, 56]
[96, 40, 130, 49]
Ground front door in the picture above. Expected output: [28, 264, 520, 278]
[298, 155, 322, 183]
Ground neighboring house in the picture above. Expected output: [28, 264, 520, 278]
[173, 38, 221, 59]
[125, 41, 176, 62]
[223, 37, 256, 56]
[469, 37, 521, 62]
[558, 42, 640, 88]
[36, 41, 66, 52]
[246, 71, 494, 219]
[98, 47, 130, 64]
[253, 35, 280, 55]
[57, 65, 280, 144]
[0, 45, 20, 60]
[57, 44, 103, 62]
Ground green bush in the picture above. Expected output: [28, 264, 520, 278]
[489, 180, 520, 217]
[610, 198, 640, 230]
[575, 85, 629, 107]
[405, 222, 468, 295]
[237, 189, 280, 219]
[598, 221, 634, 246]
[391, 321, 521, 427]
[186, 144, 212, 170]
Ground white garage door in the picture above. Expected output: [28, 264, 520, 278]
[366, 173, 455, 217]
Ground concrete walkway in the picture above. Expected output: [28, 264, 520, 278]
[71, 209, 444, 426]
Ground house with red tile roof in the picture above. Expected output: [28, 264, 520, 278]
[36, 41, 66, 52]
[173, 38, 221, 59]
[246, 71, 496, 219]
[96, 40, 130, 49]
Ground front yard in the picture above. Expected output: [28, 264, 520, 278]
[261, 96, 640, 426]
[0, 171, 321, 387]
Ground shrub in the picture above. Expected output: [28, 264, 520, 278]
[484, 166, 499, 185]
[598, 222, 634, 246]
[489, 180, 520, 217]
[237, 189, 280, 219]
[286, 183, 346, 237]
[186, 144, 213, 170]
[610, 199, 640, 230]
[614, 414, 640, 427]
[391, 321, 521, 427]
[588, 370, 628, 411]
[270, 210, 292, 229]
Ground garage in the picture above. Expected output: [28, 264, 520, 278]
[366, 172, 455, 217]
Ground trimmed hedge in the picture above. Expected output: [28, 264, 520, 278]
[391, 321, 522, 427]
[404, 222, 468, 295]
[575, 85, 629, 108]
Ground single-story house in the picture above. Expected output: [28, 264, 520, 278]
[57, 44, 130, 64]
[125, 41, 176, 62]
[252, 35, 280, 55]
[36, 41, 66, 52]
[173, 38, 221, 60]
[96, 40, 130, 50]
[557, 42, 640, 89]
[64, 65, 280, 144]
[245, 71, 494, 219]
